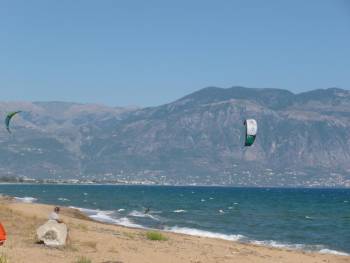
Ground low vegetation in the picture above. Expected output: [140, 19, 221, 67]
[146, 231, 168, 241]
[74, 256, 92, 263]
[0, 254, 9, 263]
[123, 232, 135, 239]
[76, 223, 88, 232]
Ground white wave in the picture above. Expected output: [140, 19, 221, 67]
[129, 210, 147, 217]
[219, 210, 225, 214]
[252, 240, 349, 256]
[14, 197, 37, 203]
[173, 209, 186, 213]
[90, 212, 143, 228]
[200, 199, 206, 202]
[228, 206, 233, 209]
[83, 192, 88, 196]
[149, 210, 162, 214]
[69, 206, 113, 217]
[233, 202, 239, 205]
[117, 209, 125, 212]
[70, 206, 143, 228]
[319, 249, 349, 256]
[164, 226, 245, 241]
[69, 206, 101, 214]
[165, 225, 349, 256]
[58, 197, 70, 202]
[129, 210, 160, 221]
[252, 240, 305, 249]
[115, 217, 144, 228]
[209, 197, 214, 200]
[89, 211, 116, 223]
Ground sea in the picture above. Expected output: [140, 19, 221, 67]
[0, 184, 349, 256]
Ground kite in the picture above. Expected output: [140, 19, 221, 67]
[5, 111, 22, 133]
[244, 119, 257, 146]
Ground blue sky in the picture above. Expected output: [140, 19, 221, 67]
[0, 0, 349, 106]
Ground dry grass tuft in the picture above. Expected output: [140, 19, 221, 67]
[123, 232, 135, 239]
[81, 241, 97, 251]
[108, 246, 119, 253]
[75, 256, 92, 263]
[0, 254, 9, 263]
[76, 223, 88, 232]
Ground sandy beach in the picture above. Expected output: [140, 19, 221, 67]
[0, 197, 348, 263]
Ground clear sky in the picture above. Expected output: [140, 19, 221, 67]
[0, 0, 349, 107]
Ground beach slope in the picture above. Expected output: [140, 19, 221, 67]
[0, 197, 348, 263]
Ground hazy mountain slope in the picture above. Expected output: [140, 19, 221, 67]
[0, 102, 133, 178]
[0, 87, 349, 186]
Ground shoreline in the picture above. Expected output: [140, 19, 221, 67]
[11, 193, 350, 257]
[7, 193, 350, 257]
[0, 196, 349, 262]
[69, 204, 350, 257]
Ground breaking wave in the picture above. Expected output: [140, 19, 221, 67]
[129, 210, 160, 221]
[14, 196, 37, 203]
[70, 206, 143, 228]
[163, 227, 349, 256]
[173, 209, 186, 213]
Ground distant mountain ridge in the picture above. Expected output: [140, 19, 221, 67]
[0, 87, 349, 187]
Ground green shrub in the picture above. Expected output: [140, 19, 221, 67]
[146, 231, 168, 241]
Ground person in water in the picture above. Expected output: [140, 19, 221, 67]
[144, 207, 150, 214]
[49, 207, 64, 223]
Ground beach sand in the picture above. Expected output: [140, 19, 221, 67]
[0, 197, 348, 263]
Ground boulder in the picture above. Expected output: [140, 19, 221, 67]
[36, 220, 68, 247]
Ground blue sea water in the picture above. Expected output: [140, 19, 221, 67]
[0, 184, 349, 255]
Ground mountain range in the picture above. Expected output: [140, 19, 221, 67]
[0, 86, 349, 187]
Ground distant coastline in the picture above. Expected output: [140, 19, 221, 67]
[1, 180, 350, 189]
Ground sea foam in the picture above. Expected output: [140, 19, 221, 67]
[252, 240, 349, 256]
[14, 197, 37, 203]
[319, 249, 349, 256]
[164, 226, 349, 256]
[164, 226, 245, 241]
[58, 197, 70, 202]
[173, 209, 186, 213]
[129, 210, 160, 221]
[70, 206, 144, 228]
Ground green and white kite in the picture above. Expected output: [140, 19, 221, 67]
[244, 119, 257, 146]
